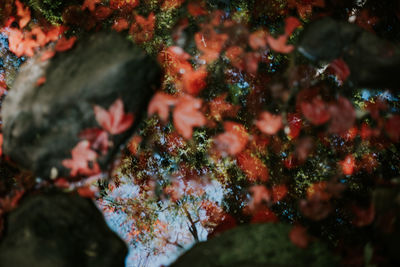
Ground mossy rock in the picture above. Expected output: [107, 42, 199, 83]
[171, 223, 339, 267]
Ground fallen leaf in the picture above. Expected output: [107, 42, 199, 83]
[62, 140, 100, 177]
[148, 92, 178, 122]
[173, 95, 206, 139]
[94, 98, 134, 135]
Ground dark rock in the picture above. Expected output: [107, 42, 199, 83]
[2, 31, 161, 179]
[171, 223, 338, 267]
[298, 17, 400, 89]
[0, 191, 127, 267]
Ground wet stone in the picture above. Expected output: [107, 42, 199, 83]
[0, 191, 128, 267]
[2, 31, 161, 179]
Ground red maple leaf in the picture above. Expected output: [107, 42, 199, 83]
[288, 0, 325, 19]
[182, 67, 208, 95]
[158, 46, 192, 76]
[161, 0, 186, 11]
[79, 128, 109, 155]
[93, 6, 113, 21]
[130, 12, 155, 44]
[15, 0, 31, 28]
[81, 0, 101, 11]
[251, 208, 278, 223]
[208, 94, 239, 122]
[255, 111, 283, 135]
[214, 122, 248, 156]
[300, 95, 330, 125]
[340, 154, 356, 176]
[173, 94, 206, 139]
[62, 140, 100, 177]
[266, 17, 301, 54]
[225, 46, 245, 70]
[328, 58, 350, 84]
[112, 18, 130, 32]
[110, 0, 139, 10]
[5, 28, 38, 57]
[94, 99, 134, 135]
[272, 184, 288, 203]
[195, 26, 228, 63]
[248, 185, 271, 211]
[55, 36, 77, 52]
[287, 113, 302, 139]
[148, 92, 178, 122]
[249, 29, 268, 50]
[306, 181, 331, 201]
[187, 1, 208, 17]
[237, 151, 269, 182]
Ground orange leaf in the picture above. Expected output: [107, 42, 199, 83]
[130, 12, 155, 43]
[272, 184, 288, 203]
[214, 122, 248, 156]
[173, 95, 206, 139]
[15, 0, 31, 28]
[255, 111, 283, 135]
[82, 0, 101, 11]
[182, 67, 208, 95]
[148, 92, 178, 122]
[195, 27, 228, 63]
[94, 98, 134, 135]
[62, 140, 100, 177]
[112, 18, 130, 32]
[341, 154, 356, 175]
[36, 76, 46, 86]
[55, 36, 77, 52]
[237, 151, 269, 182]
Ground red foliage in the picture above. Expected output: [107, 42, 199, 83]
[130, 12, 155, 43]
[55, 36, 77, 52]
[299, 91, 330, 125]
[36, 76, 46, 86]
[272, 184, 288, 203]
[255, 111, 283, 135]
[266, 17, 301, 54]
[187, 1, 207, 17]
[328, 58, 350, 84]
[82, 0, 101, 12]
[94, 99, 134, 135]
[248, 185, 271, 210]
[288, 0, 325, 19]
[148, 92, 178, 122]
[173, 94, 206, 139]
[182, 67, 208, 95]
[62, 140, 100, 177]
[15, 0, 30, 28]
[251, 208, 278, 223]
[195, 26, 228, 63]
[112, 18, 130, 32]
[237, 151, 269, 182]
[214, 122, 248, 156]
[340, 154, 356, 176]
[287, 113, 302, 139]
